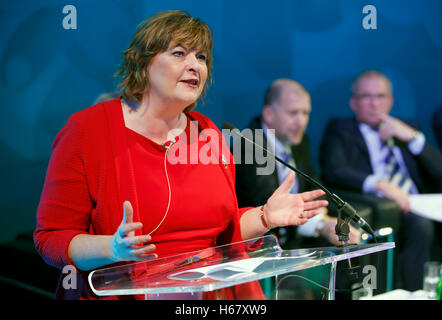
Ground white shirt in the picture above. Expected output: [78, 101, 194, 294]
[262, 123, 299, 193]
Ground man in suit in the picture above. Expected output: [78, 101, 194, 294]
[320, 70, 442, 291]
[234, 79, 360, 249]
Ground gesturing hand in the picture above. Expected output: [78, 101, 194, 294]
[264, 171, 329, 227]
[109, 201, 157, 262]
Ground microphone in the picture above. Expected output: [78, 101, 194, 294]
[222, 122, 376, 238]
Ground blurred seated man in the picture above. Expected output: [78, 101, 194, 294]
[319, 70, 442, 291]
[234, 79, 360, 249]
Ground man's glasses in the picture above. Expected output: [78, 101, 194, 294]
[354, 93, 391, 102]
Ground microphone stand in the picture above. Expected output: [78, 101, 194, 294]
[335, 208, 351, 244]
[336, 207, 361, 283]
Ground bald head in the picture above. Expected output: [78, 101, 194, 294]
[264, 79, 309, 108]
[262, 79, 311, 145]
[351, 70, 393, 97]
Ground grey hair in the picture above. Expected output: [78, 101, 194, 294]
[351, 70, 393, 96]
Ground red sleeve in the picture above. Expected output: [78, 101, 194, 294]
[34, 115, 93, 269]
[238, 207, 254, 216]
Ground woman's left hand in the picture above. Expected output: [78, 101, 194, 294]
[264, 171, 329, 228]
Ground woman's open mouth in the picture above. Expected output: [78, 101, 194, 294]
[180, 79, 199, 88]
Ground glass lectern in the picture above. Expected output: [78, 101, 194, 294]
[88, 235, 394, 299]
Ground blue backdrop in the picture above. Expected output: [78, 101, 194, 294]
[0, 0, 441, 242]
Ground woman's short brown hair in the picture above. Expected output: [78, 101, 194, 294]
[115, 10, 213, 112]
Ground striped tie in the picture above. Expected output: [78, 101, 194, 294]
[383, 143, 414, 194]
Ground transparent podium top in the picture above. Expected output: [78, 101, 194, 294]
[88, 235, 394, 297]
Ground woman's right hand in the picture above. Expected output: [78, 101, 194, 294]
[109, 201, 157, 262]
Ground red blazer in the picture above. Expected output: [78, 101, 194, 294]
[34, 98, 265, 300]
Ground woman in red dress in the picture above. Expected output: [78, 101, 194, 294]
[34, 10, 328, 300]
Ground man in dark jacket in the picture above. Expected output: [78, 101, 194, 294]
[234, 79, 360, 249]
[320, 70, 442, 291]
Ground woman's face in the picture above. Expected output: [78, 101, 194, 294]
[147, 42, 208, 110]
